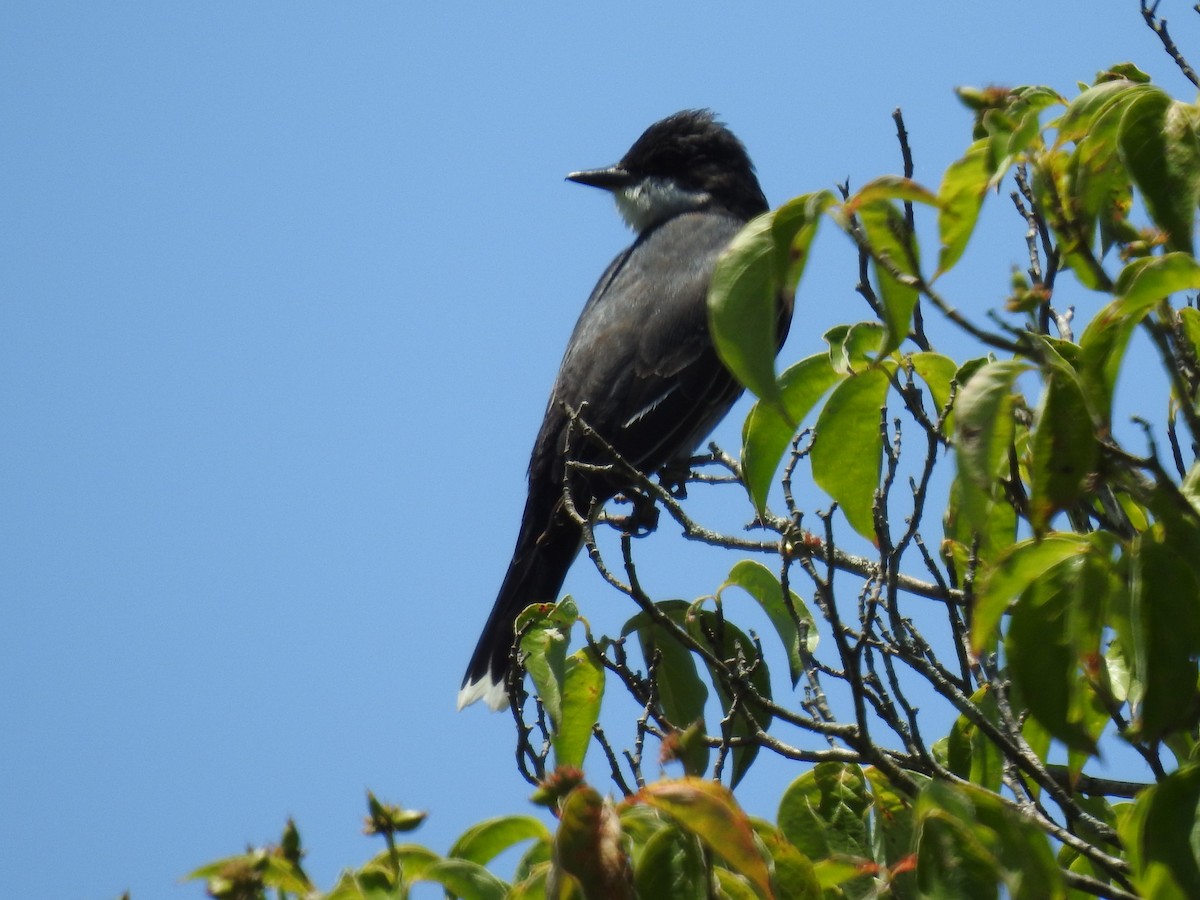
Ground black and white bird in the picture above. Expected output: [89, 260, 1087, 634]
[458, 110, 787, 710]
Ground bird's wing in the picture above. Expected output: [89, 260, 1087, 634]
[535, 210, 747, 487]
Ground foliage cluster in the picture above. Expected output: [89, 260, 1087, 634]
[192, 5, 1200, 899]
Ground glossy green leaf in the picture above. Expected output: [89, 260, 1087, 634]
[507, 864, 551, 900]
[741, 353, 841, 513]
[1180, 306, 1200, 357]
[624, 602, 705, 748]
[1007, 552, 1110, 753]
[827, 321, 885, 374]
[1032, 147, 1111, 291]
[555, 647, 604, 769]
[947, 686, 1003, 792]
[856, 199, 920, 357]
[811, 366, 892, 542]
[909, 351, 959, 433]
[847, 175, 940, 209]
[755, 824, 822, 900]
[1057, 79, 1149, 146]
[777, 763, 871, 861]
[971, 534, 1093, 655]
[954, 360, 1027, 494]
[936, 140, 990, 277]
[1066, 124, 1132, 258]
[638, 778, 774, 899]
[634, 825, 707, 900]
[772, 190, 838, 296]
[1061, 80, 1143, 253]
[513, 837, 553, 888]
[865, 767, 918, 894]
[555, 786, 633, 900]
[685, 608, 771, 786]
[417, 858, 509, 900]
[623, 601, 711, 775]
[916, 781, 1064, 900]
[713, 868, 761, 900]
[1122, 764, 1200, 899]
[1119, 88, 1200, 252]
[517, 599, 579, 731]
[710, 193, 834, 406]
[1028, 368, 1099, 534]
[450, 816, 552, 866]
[1128, 536, 1200, 739]
[719, 559, 815, 686]
[709, 214, 781, 405]
[949, 360, 1025, 564]
[1078, 310, 1138, 433]
[1108, 253, 1200, 323]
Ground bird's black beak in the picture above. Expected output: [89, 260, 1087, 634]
[566, 165, 634, 192]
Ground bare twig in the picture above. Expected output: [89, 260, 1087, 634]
[1143, 0, 1200, 87]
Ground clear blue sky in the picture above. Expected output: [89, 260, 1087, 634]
[1, 2, 1189, 897]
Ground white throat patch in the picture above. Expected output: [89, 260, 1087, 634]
[614, 176, 711, 232]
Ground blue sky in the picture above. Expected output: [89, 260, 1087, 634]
[2, 2, 1192, 897]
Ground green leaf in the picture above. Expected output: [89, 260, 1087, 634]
[1122, 764, 1200, 899]
[638, 778, 774, 898]
[1119, 89, 1200, 252]
[508, 864, 551, 900]
[718, 559, 816, 686]
[827, 321, 885, 374]
[971, 534, 1094, 655]
[946, 686, 1003, 792]
[1027, 368, 1100, 534]
[864, 767, 919, 893]
[709, 192, 835, 405]
[714, 868, 763, 900]
[623, 601, 710, 756]
[914, 799, 998, 899]
[777, 763, 872, 861]
[772, 190, 838, 296]
[1078, 308, 1139, 433]
[555, 786, 633, 900]
[517, 599, 580, 731]
[1007, 551, 1112, 753]
[915, 781, 1064, 899]
[741, 353, 841, 513]
[634, 825, 708, 900]
[554, 646, 604, 769]
[709, 214, 785, 405]
[417, 858, 509, 900]
[1128, 534, 1200, 739]
[755, 825, 822, 899]
[1108, 253, 1200, 322]
[846, 175, 940, 209]
[909, 351, 959, 432]
[954, 360, 1028, 494]
[950, 360, 1026, 564]
[811, 366, 892, 542]
[856, 199, 920, 357]
[449, 816, 552, 866]
[685, 608, 771, 786]
[1180, 307, 1200, 358]
[936, 140, 990, 277]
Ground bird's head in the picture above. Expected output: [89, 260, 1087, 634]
[566, 109, 768, 233]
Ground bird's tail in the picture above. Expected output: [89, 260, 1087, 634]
[457, 507, 582, 711]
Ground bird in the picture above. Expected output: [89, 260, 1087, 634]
[458, 109, 787, 711]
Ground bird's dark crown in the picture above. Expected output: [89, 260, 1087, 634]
[619, 109, 768, 220]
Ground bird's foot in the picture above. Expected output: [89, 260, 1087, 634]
[657, 461, 692, 499]
[606, 490, 660, 536]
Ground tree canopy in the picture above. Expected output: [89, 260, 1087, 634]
[192, 5, 1200, 899]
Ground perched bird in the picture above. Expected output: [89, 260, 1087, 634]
[458, 109, 787, 711]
